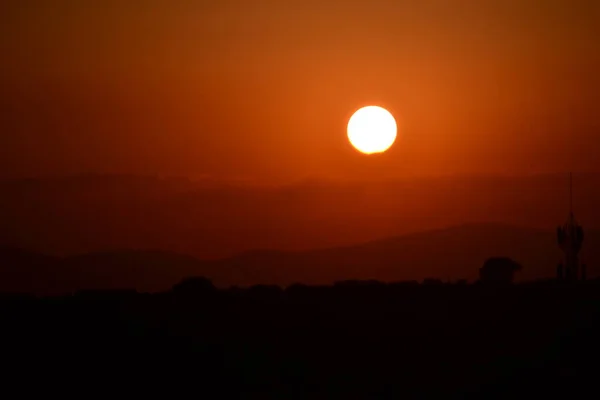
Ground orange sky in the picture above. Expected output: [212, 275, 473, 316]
[1, 1, 599, 182]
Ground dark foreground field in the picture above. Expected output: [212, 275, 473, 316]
[2, 279, 600, 398]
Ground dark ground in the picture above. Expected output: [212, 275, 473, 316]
[2, 279, 599, 398]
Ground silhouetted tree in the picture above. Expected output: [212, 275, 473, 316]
[423, 278, 444, 286]
[389, 280, 419, 288]
[478, 257, 522, 284]
[285, 283, 309, 295]
[172, 276, 215, 297]
[557, 262, 564, 280]
[247, 284, 283, 300]
[334, 280, 384, 288]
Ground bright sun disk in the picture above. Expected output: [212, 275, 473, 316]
[347, 106, 397, 154]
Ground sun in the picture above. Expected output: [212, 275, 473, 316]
[347, 106, 397, 154]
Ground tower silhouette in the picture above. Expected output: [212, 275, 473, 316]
[556, 173, 584, 281]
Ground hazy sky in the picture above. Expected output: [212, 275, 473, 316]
[1, 1, 599, 182]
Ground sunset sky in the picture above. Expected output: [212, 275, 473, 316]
[1, 1, 599, 182]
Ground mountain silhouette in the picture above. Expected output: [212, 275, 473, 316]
[1, 223, 596, 294]
[2, 174, 600, 260]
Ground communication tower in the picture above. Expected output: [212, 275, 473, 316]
[556, 173, 585, 281]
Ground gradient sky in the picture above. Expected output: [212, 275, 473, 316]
[1, 1, 599, 182]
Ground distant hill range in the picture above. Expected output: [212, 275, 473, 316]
[1, 173, 599, 260]
[1, 223, 597, 295]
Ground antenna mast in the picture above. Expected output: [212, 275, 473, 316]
[557, 171, 584, 281]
